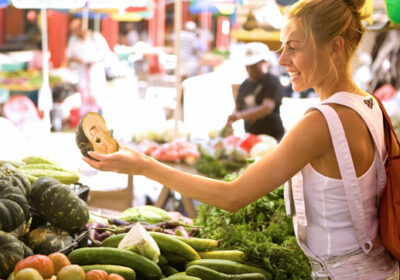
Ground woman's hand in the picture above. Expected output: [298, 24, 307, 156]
[82, 144, 149, 175]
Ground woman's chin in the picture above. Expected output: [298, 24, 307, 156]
[292, 84, 307, 93]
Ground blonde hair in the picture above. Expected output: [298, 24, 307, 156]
[286, 0, 367, 83]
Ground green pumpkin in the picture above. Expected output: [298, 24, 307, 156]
[0, 166, 31, 198]
[0, 180, 29, 232]
[0, 230, 32, 278]
[28, 225, 74, 255]
[31, 177, 89, 233]
[75, 112, 119, 158]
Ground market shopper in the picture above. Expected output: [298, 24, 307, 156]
[66, 18, 112, 116]
[83, 0, 400, 278]
[227, 42, 285, 141]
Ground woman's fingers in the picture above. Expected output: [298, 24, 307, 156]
[87, 151, 108, 161]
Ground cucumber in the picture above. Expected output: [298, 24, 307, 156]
[19, 163, 67, 171]
[186, 259, 271, 279]
[102, 233, 125, 248]
[163, 253, 188, 271]
[21, 156, 61, 166]
[165, 273, 200, 280]
[160, 265, 179, 276]
[186, 265, 266, 280]
[82, 265, 136, 280]
[18, 169, 79, 184]
[198, 250, 246, 263]
[158, 255, 168, 266]
[103, 233, 218, 254]
[150, 232, 200, 261]
[173, 236, 218, 251]
[68, 247, 162, 280]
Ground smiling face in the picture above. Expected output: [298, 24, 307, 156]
[278, 22, 328, 93]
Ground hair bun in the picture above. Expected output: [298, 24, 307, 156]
[344, 0, 366, 11]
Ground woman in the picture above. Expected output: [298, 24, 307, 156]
[83, 0, 399, 278]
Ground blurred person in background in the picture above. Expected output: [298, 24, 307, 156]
[66, 18, 112, 116]
[227, 42, 285, 141]
[179, 21, 203, 79]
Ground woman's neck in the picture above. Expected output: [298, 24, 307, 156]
[314, 72, 367, 101]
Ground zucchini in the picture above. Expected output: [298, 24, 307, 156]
[150, 232, 200, 261]
[186, 259, 271, 279]
[82, 264, 136, 280]
[198, 250, 246, 263]
[173, 236, 218, 251]
[68, 247, 162, 280]
[186, 265, 266, 280]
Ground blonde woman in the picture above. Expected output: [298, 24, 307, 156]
[84, 0, 399, 278]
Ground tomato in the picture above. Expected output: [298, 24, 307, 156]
[57, 265, 85, 280]
[85, 270, 108, 280]
[14, 268, 44, 280]
[239, 133, 261, 153]
[107, 274, 125, 280]
[14, 255, 54, 279]
[48, 252, 71, 274]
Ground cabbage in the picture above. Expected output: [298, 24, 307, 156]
[118, 222, 160, 263]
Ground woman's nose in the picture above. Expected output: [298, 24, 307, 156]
[278, 51, 289, 66]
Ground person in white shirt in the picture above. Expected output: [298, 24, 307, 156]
[66, 18, 112, 116]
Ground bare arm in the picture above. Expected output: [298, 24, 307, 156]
[84, 110, 329, 212]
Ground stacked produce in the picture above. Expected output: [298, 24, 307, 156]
[1, 156, 80, 185]
[195, 134, 277, 178]
[138, 139, 199, 165]
[0, 156, 89, 279]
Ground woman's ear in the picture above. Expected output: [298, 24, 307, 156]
[330, 36, 345, 57]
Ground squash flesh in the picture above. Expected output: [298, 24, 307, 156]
[80, 113, 118, 155]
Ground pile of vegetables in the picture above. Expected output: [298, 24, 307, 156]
[0, 156, 89, 278]
[194, 170, 312, 279]
[195, 133, 277, 179]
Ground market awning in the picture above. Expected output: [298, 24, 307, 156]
[0, 0, 8, 8]
[189, 0, 241, 15]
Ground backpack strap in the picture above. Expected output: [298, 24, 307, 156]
[315, 104, 373, 254]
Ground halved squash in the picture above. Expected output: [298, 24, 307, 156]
[75, 113, 119, 158]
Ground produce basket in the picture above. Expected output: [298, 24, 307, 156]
[58, 230, 89, 255]
[68, 182, 90, 202]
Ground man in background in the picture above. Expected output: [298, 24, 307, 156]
[227, 42, 285, 141]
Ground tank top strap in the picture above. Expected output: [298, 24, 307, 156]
[321, 93, 384, 160]
[314, 104, 373, 254]
[321, 93, 387, 202]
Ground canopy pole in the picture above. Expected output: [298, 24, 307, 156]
[38, 8, 52, 132]
[173, 0, 182, 139]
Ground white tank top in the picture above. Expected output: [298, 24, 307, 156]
[302, 92, 386, 258]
